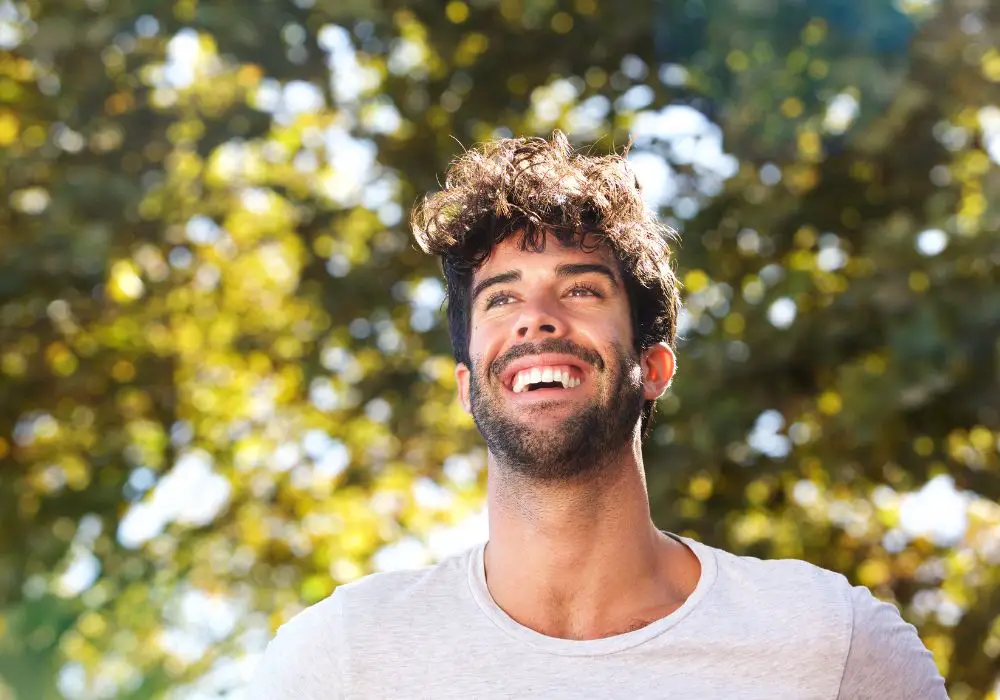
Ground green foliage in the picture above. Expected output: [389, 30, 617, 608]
[1, 0, 999, 697]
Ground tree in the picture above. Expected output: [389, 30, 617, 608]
[0, 0, 997, 697]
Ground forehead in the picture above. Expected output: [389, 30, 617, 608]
[473, 233, 620, 281]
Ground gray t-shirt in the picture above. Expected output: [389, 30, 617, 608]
[247, 535, 947, 699]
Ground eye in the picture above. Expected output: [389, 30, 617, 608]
[484, 290, 516, 309]
[566, 283, 603, 299]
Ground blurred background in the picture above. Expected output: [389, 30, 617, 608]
[1, 0, 999, 697]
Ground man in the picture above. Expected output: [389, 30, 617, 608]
[248, 132, 947, 698]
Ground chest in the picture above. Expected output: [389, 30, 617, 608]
[345, 634, 847, 700]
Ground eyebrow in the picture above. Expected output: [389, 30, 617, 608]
[471, 270, 520, 304]
[470, 263, 620, 304]
[555, 262, 619, 289]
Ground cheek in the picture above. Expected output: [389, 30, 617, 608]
[574, 298, 631, 336]
[608, 344, 643, 389]
[588, 316, 632, 350]
[467, 328, 484, 361]
[469, 320, 502, 358]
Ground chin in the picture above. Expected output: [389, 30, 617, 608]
[469, 354, 644, 480]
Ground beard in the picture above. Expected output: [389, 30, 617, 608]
[468, 339, 644, 482]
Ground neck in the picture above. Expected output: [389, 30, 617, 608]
[483, 440, 697, 640]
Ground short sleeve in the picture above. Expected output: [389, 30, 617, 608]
[245, 591, 347, 700]
[837, 585, 948, 700]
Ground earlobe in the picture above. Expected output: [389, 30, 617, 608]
[642, 343, 676, 400]
[455, 363, 472, 414]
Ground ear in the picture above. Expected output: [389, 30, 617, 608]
[640, 343, 676, 400]
[455, 362, 472, 414]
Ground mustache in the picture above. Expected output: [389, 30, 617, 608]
[490, 338, 605, 379]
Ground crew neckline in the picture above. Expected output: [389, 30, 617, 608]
[466, 532, 718, 657]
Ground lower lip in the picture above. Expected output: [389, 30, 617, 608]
[504, 385, 585, 402]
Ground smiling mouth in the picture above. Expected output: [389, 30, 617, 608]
[505, 365, 584, 394]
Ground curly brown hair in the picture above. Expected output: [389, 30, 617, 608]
[411, 130, 681, 435]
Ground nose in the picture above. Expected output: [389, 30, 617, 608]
[514, 298, 566, 341]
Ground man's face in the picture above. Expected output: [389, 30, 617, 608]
[455, 233, 675, 481]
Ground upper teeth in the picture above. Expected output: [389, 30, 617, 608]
[511, 365, 581, 393]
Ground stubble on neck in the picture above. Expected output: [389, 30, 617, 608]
[482, 438, 687, 641]
[486, 431, 643, 526]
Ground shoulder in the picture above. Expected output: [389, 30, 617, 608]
[701, 539, 856, 612]
[245, 591, 347, 699]
[334, 545, 473, 621]
[691, 539, 947, 698]
[688, 539, 857, 671]
[246, 546, 475, 698]
[838, 585, 948, 699]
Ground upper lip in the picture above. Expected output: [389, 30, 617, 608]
[498, 354, 590, 390]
